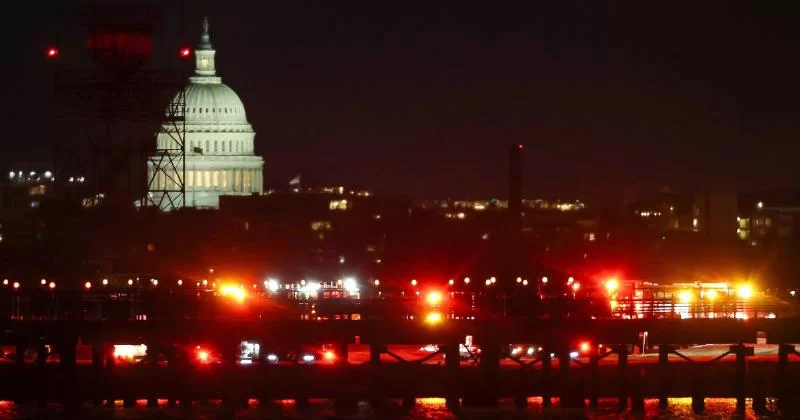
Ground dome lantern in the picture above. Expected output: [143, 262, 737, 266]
[193, 17, 217, 80]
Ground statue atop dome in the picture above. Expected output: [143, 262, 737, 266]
[198, 16, 213, 50]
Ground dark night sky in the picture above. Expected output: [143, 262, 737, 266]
[4, 2, 800, 205]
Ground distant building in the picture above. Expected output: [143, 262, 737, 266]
[737, 190, 800, 243]
[147, 18, 264, 210]
[220, 188, 411, 270]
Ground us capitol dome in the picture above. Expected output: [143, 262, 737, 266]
[147, 17, 264, 209]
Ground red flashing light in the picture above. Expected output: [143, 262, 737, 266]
[46, 47, 59, 59]
[180, 47, 191, 58]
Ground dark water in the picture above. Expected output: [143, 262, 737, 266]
[0, 397, 766, 419]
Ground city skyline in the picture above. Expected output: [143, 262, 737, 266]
[5, 2, 800, 204]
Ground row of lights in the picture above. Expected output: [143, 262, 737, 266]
[45, 46, 192, 59]
[2, 277, 185, 290]
[408, 276, 574, 288]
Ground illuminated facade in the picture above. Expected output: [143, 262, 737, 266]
[147, 18, 264, 209]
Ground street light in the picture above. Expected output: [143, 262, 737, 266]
[426, 291, 443, 306]
[737, 284, 753, 299]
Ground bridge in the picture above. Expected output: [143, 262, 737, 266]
[1, 318, 799, 416]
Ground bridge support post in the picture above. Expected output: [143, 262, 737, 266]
[691, 373, 705, 414]
[58, 337, 79, 410]
[36, 338, 47, 408]
[105, 346, 118, 407]
[146, 344, 159, 408]
[369, 343, 382, 409]
[777, 343, 793, 413]
[444, 342, 461, 411]
[752, 379, 767, 416]
[658, 344, 669, 410]
[334, 341, 358, 416]
[733, 344, 747, 415]
[617, 345, 628, 412]
[221, 341, 247, 410]
[91, 342, 104, 407]
[542, 350, 552, 409]
[463, 344, 499, 407]
[165, 347, 179, 408]
[589, 347, 599, 408]
[630, 368, 645, 413]
[14, 339, 27, 406]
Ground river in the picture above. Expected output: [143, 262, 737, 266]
[0, 397, 768, 419]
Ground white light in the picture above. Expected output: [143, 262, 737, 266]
[485, 279, 491, 286]
[490, 276, 496, 283]
[464, 277, 470, 284]
[8, 172, 14, 179]
[267, 353, 279, 362]
[177, 279, 183, 286]
[448, 279, 454, 286]
[757, 201, 764, 209]
[301, 282, 321, 295]
[302, 354, 315, 362]
[127, 279, 133, 286]
[266, 278, 280, 292]
[374, 279, 380, 286]
[44, 171, 52, 179]
[40, 279, 46, 285]
[569, 351, 579, 359]
[791, 290, 796, 297]
[567, 277, 574, 284]
[102, 278, 108, 286]
[239, 359, 253, 365]
[541, 277, 549, 284]
[1, 279, 6, 286]
[522, 279, 528, 286]
[516, 277, 522, 283]
[343, 277, 359, 293]
[152, 279, 158, 286]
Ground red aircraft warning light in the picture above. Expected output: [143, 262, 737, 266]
[180, 47, 191, 58]
[46, 47, 60, 59]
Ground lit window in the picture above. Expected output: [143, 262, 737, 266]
[212, 171, 219, 188]
[311, 221, 333, 231]
[329, 199, 350, 211]
[234, 170, 242, 192]
[222, 170, 229, 189]
[187, 170, 194, 187]
[243, 170, 252, 191]
[204, 171, 210, 188]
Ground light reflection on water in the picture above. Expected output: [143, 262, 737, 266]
[0, 397, 764, 419]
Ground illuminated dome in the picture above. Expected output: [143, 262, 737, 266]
[181, 83, 249, 125]
[147, 17, 264, 210]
